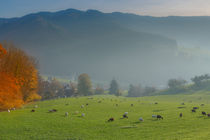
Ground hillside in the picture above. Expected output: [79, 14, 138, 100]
[109, 13, 210, 49]
[1, 9, 210, 86]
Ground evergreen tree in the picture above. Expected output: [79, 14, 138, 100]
[109, 79, 120, 96]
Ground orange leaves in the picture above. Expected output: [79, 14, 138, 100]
[0, 72, 23, 110]
[0, 43, 41, 111]
[25, 92, 41, 103]
[0, 43, 7, 58]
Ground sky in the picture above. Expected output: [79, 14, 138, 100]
[1, 0, 210, 18]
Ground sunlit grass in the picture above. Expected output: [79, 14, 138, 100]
[1, 94, 210, 139]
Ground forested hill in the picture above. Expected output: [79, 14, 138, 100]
[0, 9, 210, 86]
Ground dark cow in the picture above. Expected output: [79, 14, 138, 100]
[201, 104, 205, 106]
[31, 109, 35, 112]
[116, 104, 118, 107]
[193, 107, 199, 110]
[155, 102, 158, 104]
[180, 113, 183, 118]
[207, 114, 210, 117]
[192, 109, 196, 112]
[202, 111, 207, 116]
[131, 104, 134, 107]
[157, 115, 163, 120]
[108, 118, 114, 122]
[86, 103, 89, 106]
[123, 114, 128, 118]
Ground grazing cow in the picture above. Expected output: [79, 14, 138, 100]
[108, 118, 114, 122]
[180, 113, 183, 118]
[139, 117, 144, 122]
[123, 114, 128, 118]
[81, 105, 84, 108]
[202, 111, 207, 116]
[123, 112, 128, 118]
[192, 109, 196, 112]
[193, 107, 199, 110]
[201, 104, 205, 106]
[181, 103, 185, 105]
[81, 113, 85, 117]
[65, 112, 69, 117]
[31, 109, 35, 112]
[86, 103, 89, 106]
[207, 114, 210, 117]
[152, 115, 157, 118]
[131, 104, 134, 107]
[157, 115, 163, 120]
[155, 102, 158, 104]
[98, 101, 102, 103]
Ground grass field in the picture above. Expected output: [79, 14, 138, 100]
[1, 92, 210, 140]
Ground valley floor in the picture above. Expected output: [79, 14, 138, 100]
[1, 93, 210, 140]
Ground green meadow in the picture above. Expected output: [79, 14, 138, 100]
[1, 92, 210, 140]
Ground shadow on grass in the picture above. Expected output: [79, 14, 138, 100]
[177, 107, 186, 109]
[153, 109, 164, 112]
[148, 119, 159, 121]
[197, 116, 205, 118]
[77, 116, 84, 118]
[132, 121, 142, 124]
[120, 126, 138, 129]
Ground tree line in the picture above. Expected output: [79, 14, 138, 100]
[38, 73, 157, 99]
[165, 74, 210, 94]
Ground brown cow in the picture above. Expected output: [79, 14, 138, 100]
[108, 118, 114, 122]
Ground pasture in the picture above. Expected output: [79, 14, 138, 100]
[1, 93, 210, 140]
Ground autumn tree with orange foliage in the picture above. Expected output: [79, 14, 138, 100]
[0, 72, 23, 110]
[0, 42, 41, 110]
[0, 44, 7, 57]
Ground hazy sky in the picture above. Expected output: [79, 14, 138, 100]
[1, 0, 210, 18]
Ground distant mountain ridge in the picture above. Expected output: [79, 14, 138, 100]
[0, 9, 210, 86]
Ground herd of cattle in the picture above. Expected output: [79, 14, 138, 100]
[6, 98, 210, 123]
[107, 103, 210, 122]
[191, 106, 210, 117]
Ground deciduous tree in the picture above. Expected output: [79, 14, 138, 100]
[77, 73, 92, 96]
